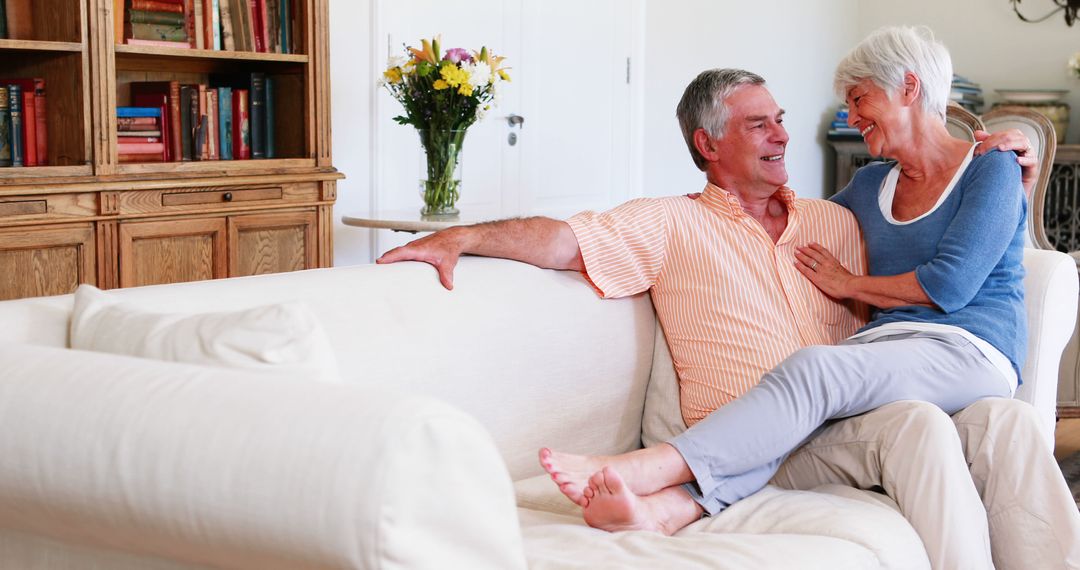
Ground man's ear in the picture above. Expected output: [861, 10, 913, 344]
[901, 71, 921, 107]
[693, 128, 720, 162]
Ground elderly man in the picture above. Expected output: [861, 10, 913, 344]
[378, 69, 1076, 569]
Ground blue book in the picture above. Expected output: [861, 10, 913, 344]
[265, 77, 274, 159]
[280, 0, 289, 54]
[218, 87, 232, 160]
[117, 107, 162, 118]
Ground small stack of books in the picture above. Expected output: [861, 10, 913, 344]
[124, 0, 190, 48]
[950, 75, 984, 114]
[117, 107, 167, 163]
[114, 0, 295, 53]
[0, 78, 47, 167]
[826, 105, 861, 139]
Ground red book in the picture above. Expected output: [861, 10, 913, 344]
[117, 142, 166, 154]
[232, 89, 250, 160]
[117, 117, 158, 129]
[184, 0, 196, 48]
[119, 152, 166, 163]
[33, 80, 46, 166]
[117, 136, 162, 143]
[250, 0, 266, 52]
[131, 81, 181, 162]
[21, 91, 36, 166]
[131, 0, 184, 12]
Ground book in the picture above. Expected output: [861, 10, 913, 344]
[119, 152, 166, 163]
[219, 0, 235, 50]
[130, 80, 181, 161]
[128, 10, 186, 26]
[279, 0, 289, 53]
[8, 85, 23, 167]
[211, 0, 221, 50]
[206, 88, 218, 160]
[117, 116, 158, 128]
[117, 107, 162, 118]
[20, 88, 36, 166]
[132, 97, 170, 161]
[250, 0, 265, 52]
[0, 0, 7, 39]
[0, 87, 11, 167]
[130, 23, 188, 42]
[32, 79, 45, 165]
[193, 0, 204, 49]
[265, 76, 273, 158]
[249, 72, 265, 158]
[266, 0, 278, 53]
[117, 135, 163, 142]
[117, 142, 166, 154]
[184, 0, 195, 48]
[179, 85, 193, 160]
[232, 88, 250, 159]
[124, 38, 191, 48]
[6, 0, 33, 40]
[218, 86, 232, 159]
[196, 84, 208, 160]
[131, 0, 184, 12]
[235, 0, 254, 52]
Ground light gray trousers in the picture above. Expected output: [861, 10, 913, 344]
[668, 331, 1010, 514]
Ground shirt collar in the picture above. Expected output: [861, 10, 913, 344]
[697, 183, 798, 220]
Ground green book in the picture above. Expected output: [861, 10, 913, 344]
[7, 84, 23, 167]
[0, 0, 7, 39]
[130, 23, 188, 43]
[0, 87, 10, 167]
[128, 10, 186, 26]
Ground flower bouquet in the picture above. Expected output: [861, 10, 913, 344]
[382, 36, 510, 216]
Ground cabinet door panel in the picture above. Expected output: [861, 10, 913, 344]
[119, 218, 227, 288]
[0, 225, 96, 300]
[228, 211, 317, 277]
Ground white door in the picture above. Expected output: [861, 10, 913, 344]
[373, 0, 640, 254]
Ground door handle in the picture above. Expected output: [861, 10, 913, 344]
[506, 114, 525, 128]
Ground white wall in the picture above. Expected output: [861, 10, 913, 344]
[858, 0, 1080, 142]
[641, 0, 860, 200]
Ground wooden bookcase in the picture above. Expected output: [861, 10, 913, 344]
[0, 0, 339, 301]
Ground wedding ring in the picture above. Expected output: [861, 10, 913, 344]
[811, 261, 818, 270]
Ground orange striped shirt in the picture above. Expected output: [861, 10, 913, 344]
[566, 183, 869, 426]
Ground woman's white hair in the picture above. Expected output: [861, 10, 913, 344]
[833, 26, 952, 121]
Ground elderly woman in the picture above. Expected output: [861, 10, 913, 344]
[541, 26, 1080, 569]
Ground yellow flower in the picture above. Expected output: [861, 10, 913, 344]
[439, 62, 470, 88]
[498, 69, 511, 82]
[433, 79, 450, 90]
[383, 67, 403, 84]
[458, 83, 474, 96]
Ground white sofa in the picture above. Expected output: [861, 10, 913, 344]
[0, 248, 1075, 569]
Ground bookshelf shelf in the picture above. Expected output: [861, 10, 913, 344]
[0, 0, 337, 301]
[115, 44, 309, 64]
[0, 39, 84, 52]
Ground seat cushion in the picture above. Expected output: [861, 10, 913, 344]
[515, 476, 929, 569]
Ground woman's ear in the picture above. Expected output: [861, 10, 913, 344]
[901, 71, 921, 106]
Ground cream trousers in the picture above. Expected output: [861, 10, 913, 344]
[771, 398, 1080, 570]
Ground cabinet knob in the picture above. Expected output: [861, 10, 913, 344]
[222, 192, 233, 202]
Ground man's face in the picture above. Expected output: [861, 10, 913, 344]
[709, 85, 790, 192]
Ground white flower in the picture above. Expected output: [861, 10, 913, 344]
[464, 61, 492, 87]
[387, 55, 408, 69]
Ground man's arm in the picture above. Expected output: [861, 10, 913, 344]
[376, 217, 584, 290]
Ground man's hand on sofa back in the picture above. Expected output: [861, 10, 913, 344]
[377, 217, 584, 290]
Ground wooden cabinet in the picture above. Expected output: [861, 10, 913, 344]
[0, 0, 340, 300]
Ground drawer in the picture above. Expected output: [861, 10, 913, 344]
[0, 193, 98, 222]
[113, 183, 322, 215]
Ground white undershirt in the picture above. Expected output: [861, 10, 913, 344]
[849, 143, 1018, 396]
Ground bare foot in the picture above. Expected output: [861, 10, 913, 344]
[538, 445, 694, 507]
[582, 467, 703, 535]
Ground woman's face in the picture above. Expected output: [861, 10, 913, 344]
[845, 78, 903, 157]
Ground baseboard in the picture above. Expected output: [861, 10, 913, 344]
[1059, 406, 1080, 419]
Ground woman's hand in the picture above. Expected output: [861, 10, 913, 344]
[795, 243, 855, 299]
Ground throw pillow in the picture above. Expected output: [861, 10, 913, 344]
[70, 284, 341, 383]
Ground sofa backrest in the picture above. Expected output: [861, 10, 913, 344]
[0, 257, 657, 481]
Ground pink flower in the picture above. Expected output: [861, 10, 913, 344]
[443, 48, 473, 64]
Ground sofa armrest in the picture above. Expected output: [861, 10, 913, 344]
[0, 343, 526, 570]
[1019, 248, 1079, 449]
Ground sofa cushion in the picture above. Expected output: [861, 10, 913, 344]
[69, 284, 340, 383]
[515, 481, 928, 570]
[641, 320, 687, 447]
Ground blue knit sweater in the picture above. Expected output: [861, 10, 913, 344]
[830, 149, 1027, 378]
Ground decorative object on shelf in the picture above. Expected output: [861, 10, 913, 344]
[381, 36, 510, 217]
[1011, 0, 1080, 26]
[826, 104, 860, 140]
[993, 89, 1069, 143]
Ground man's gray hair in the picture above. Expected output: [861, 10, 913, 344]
[833, 26, 952, 122]
[677, 68, 766, 171]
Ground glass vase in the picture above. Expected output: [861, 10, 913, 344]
[417, 128, 467, 217]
